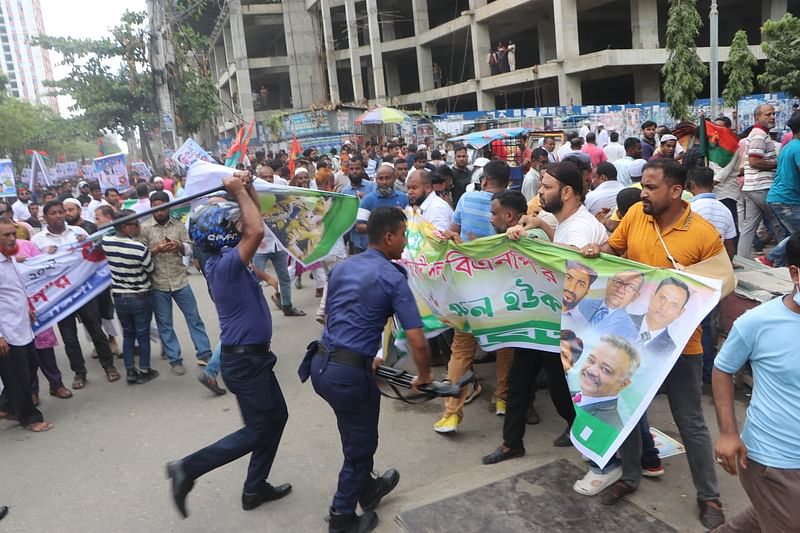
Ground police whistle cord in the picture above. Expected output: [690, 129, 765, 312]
[375, 365, 475, 404]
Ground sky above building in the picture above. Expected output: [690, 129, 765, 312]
[39, 0, 145, 116]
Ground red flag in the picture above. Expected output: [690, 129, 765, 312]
[238, 120, 255, 165]
[225, 125, 246, 162]
[25, 149, 49, 157]
[288, 136, 301, 175]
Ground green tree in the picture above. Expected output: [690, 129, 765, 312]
[170, 23, 220, 136]
[33, 11, 160, 167]
[661, 0, 707, 120]
[722, 30, 756, 108]
[759, 13, 800, 96]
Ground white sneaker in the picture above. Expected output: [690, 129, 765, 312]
[573, 466, 622, 496]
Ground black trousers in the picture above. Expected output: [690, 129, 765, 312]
[182, 351, 288, 493]
[57, 298, 114, 374]
[96, 287, 115, 321]
[503, 348, 575, 450]
[0, 342, 44, 426]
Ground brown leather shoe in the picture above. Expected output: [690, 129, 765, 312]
[49, 386, 73, 399]
[72, 373, 87, 390]
[599, 480, 636, 505]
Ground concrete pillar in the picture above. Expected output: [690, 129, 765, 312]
[634, 68, 661, 103]
[553, 0, 579, 59]
[366, 0, 387, 102]
[412, 0, 434, 93]
[229, 1, 254, 120]
[470, 17, 494, 110]
[385, 62, 401, 97]
[631, 0, 659, 49]
[557, 72, 581, 106]
[381, 11, 395, 41]
[469, 0, 487, 9]
[537, 18, 556, 63]
[320, 0, 340, 103]
[762, 0, 788, 22]
[344, 0, 365, 102]
[283, 0, 327, 109]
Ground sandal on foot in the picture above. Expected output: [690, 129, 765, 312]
[599, 480, 636, 505]
[24, 421, 54, 432]
[464, 382, 482, 404]
[49, 386, 73, 399]
[573, 467, 622, 496]
[105, 366, 121, 382]
[271, 292, 282, 310]
[282, 307, 306, 317]
[72, 374, 87, 390]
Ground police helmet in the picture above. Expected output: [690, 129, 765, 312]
[189, 201, 242, 252]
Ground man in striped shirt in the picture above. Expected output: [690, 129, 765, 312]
[101, 209, 158, 384]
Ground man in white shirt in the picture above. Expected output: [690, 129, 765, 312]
[149, 177, 175, 201]
[613, 138, 644, 187]
[596, 123, 609, 148]
[603, 132, 626, 162]
[521, 148, 549, 202]
[257, 164, 288, 186]
[579, 120, 591, 140]
[84, 182, 108, 223]
[406, 169, 453, 232]
[585, 162, 625, 215]
[557, 132, 579, 162]
[11, 186, 32, 221]
[0, 216, 53, 432]
[32, 200, 119, 389]
[689, 167, 737, 258]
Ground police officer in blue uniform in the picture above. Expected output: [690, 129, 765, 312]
[166, 171, 291, 517]
[307, 206, 432, 533]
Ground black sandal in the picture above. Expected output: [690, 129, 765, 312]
[283, 307, 306, 317]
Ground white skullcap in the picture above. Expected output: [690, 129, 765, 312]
[659, 134, 678, 144]
[294, 167, 309, 176]
[63, 198, 82, 208]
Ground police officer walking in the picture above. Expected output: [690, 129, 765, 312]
[166, 171, 291, 517]
[306, 206, 432, 532]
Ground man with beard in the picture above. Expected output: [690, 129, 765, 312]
[140, 192, 213, 375]
[63, 198, 97, 234]
[406, 169, 452, 232]
[450, 144, 471, 206]
[640, 121, 658, 160]
[150, 177, 175, 201]
[76, 181, 92, 206]
[0, 216, 54, 432]
[104, 187, 122, 211]
[355, 165, 408, 236]
[32, 201, 120, 388]
[561, 261, 598, 332]
[11, 185, 32, 222]
[579, 159, 726, 529]
[342, 156, 376, 254]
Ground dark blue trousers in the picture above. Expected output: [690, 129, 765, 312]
[182, 351, 288, 493]
[310, 352, 379, 514]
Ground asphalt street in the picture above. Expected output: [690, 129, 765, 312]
[1, 273, 750, 532]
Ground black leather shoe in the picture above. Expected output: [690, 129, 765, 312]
[242, 482, 292, 510]
[482, 446, 525, 465]
[358, 469, 399, 511]
[166, 460, 194, 518]
[328, 508, 378, 533]
[0, 506, 8, 521]
[553, 426, 572, 447]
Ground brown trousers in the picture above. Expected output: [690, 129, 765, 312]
[713, 459, 800, 533]
[443, 330, 513, 419]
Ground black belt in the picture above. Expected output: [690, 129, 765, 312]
[222, 343, 271, 354]
[317, 346, 371, 370]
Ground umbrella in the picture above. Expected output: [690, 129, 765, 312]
[354, 105, 411, 125]
[446, 127, 530, 149]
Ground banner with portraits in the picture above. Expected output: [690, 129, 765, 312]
[94, 153, 130, 192]
[401, 214, 721, 467]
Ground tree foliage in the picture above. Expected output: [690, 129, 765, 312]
[662, 0, 707, 120]
[170, 21, 219, 135]
[759, 13, 800, 97]
[722, 30, 756, 108]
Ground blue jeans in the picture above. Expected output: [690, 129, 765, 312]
[253, 250, 292, 308]
[181, 351, 288, 493]
[768, 202, 800, 239]
[114, 293, 153, 370]
[150, 285, 212, 365]
[767, 236, 790, 266]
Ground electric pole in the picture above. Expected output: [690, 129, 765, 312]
[709, 0, 719, 119]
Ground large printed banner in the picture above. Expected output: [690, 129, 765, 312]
[19, 236, 111, 335]
[94, 153, 130, 192]
[0, 159, 15, 196]
[402, 214, 721, 467]
[185, 160, 358, 266]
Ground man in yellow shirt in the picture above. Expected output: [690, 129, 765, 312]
[579, 159, 725, 530]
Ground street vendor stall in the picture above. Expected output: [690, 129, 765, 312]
[446, 127, 530, 189]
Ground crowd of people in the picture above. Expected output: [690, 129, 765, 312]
[1, 102, 799, 532]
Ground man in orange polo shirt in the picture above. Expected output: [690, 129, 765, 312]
[579, 159, 725, 530]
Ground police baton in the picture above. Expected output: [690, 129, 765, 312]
[93, 184, 226, 234]
[375, 365, 475, 403]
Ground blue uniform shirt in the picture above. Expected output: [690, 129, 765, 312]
[322, 248, 423, 356]
[342, 180, 377, 251]
[206, 247, 272, 346]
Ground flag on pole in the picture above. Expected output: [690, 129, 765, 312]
[239, 120, 255, 166]
[288, 135, 301, 175]
[698, 118, 739, 167]
[29, 151, 51, 189]
[97, 137, 107, 157]
[224, 125, 246, 167]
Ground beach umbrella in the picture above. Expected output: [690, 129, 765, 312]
[354, 105, 411, 125]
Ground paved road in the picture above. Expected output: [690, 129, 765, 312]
[1, 274, 749, 532]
